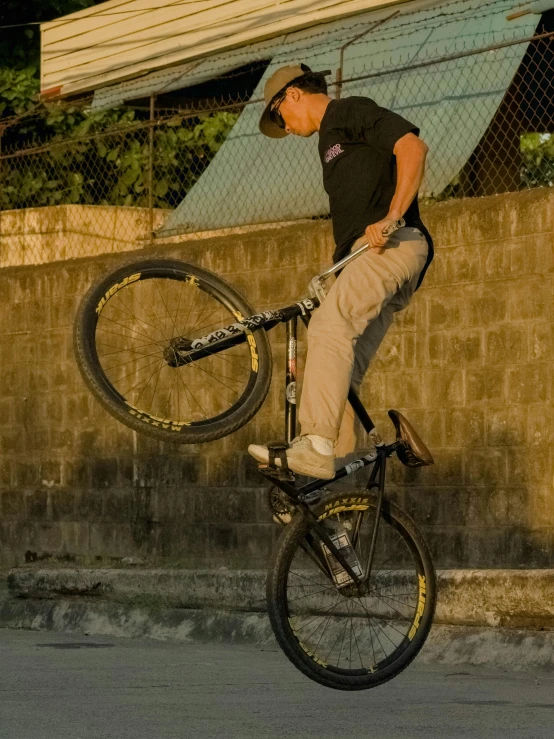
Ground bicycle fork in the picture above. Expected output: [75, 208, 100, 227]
[261, 446, 394, 593]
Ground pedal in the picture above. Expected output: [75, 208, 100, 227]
[267, 441, 289, 470]
[255, 440, 295, 481]
[258, 464, 296, 482]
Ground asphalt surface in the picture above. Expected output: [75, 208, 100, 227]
[1, 628, 554, 739]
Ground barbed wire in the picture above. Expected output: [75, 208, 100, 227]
[273, 1, 536, 63]
[69, 0, 535, 115]
[84, 0, 538, 120]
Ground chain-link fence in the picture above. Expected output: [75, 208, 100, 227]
[0, 18, 552, 268]
[0, 96, 248, 266]
[435, 25, 554, 199]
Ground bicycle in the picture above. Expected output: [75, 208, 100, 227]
[74, 220, 437, 691]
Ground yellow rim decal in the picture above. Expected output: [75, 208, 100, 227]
[295, 634, 328, 668]
[184, 274, 200, 288]
[232, 308, 259, 373]
[126, 403, 190, 431]
[318, 496, 370, 521]
[408, 574, 427, 641]
[96, 273, 141, 315]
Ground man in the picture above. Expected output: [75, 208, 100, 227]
[248, 64, 433, 480]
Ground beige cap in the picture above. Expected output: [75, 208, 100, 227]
[258, 64, 311, 139]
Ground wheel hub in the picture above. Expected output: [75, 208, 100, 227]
[164, 337, 193, 367]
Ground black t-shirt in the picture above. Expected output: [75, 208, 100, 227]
[318, 96, 433, 288]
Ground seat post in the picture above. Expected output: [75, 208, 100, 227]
[348, 387, 386, 447]
[285, 316, 298, 445]
[347, 387, 375, 434]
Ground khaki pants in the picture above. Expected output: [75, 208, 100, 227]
[298, 227, 428, 461]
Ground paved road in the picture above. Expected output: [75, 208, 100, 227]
[1, 628, 553, 739]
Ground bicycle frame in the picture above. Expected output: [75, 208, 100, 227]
[167, 218, 405, 376]
[169, 298, 397, 589]
[262, 309, 402, 589]
[164, 219, 409, 587]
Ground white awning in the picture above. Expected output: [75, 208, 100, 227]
[41, 0, 415, 98]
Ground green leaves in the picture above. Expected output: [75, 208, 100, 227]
[520, 133, 554, 188]
[1, 103, 240, 210]
[0, 67, 39, 116]
[0, 50, 239, 211]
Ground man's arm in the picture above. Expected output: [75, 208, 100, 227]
[364, 132, 428, 252]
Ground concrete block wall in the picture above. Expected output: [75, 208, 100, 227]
[0, 204, 299, 268]
[0, 205, 171, 268]
[0, 188, 552, 569]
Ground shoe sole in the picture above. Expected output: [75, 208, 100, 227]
[248, 445, 269, 465]
[287, 460, 335, 480]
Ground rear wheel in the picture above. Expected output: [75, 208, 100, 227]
[74, 258, 272, 443]
[267, 491, 436, 690]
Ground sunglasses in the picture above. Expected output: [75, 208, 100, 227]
[269, 91, 287, 129]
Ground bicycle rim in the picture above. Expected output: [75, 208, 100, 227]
[77, 261, 267, 437]
[269, 493, 435, 690]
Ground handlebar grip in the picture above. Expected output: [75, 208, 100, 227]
[382, 217, 405, 237]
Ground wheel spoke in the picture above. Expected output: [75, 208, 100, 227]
[82, 271, 263, 430]
[101, 350, 162, 373]
[278, 499, 432, 682]
[103, 293, 166, 340]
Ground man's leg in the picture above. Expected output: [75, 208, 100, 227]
[334, 271, 423, 467]
[248, 227, 428, 479]
[299, 228, 428, 439]
[333, 307, 395, 467]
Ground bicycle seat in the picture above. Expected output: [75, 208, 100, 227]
[388, 410, 434, 468]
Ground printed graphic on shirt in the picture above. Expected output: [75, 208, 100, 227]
[324, 143, 345, 163]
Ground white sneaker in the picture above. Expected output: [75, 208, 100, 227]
[248, 436, 335, 480]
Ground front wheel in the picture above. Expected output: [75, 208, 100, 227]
[74, 258, 272, 444]
[266, 491, 436, 690]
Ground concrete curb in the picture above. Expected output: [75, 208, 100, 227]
[3, 592, 554, 671]
[7, 568, 269, 612]
[8, 567, 554, 629]
[4, 568, 554, 670]
[0, 595, 274, 646]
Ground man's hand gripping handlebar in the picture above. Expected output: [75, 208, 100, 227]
[308, 218, 405, 304]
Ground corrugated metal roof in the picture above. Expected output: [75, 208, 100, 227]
[158, 0, 540, 235]
[41, 0, 415, 97]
